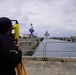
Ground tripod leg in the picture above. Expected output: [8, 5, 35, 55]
[22, 61, 27, 75]
[16, 63, 22, 75]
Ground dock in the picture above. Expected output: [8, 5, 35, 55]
[23, 57, 76, 75]
[19, 38, 76, 75]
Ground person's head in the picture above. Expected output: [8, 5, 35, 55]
[0, 17, 12, 35]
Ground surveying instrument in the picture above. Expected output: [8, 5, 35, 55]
[11, 20, 27, 75]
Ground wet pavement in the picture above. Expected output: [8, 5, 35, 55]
[24, 60, 76, 75]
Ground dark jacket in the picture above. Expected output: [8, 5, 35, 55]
[0, 34, 22, 75]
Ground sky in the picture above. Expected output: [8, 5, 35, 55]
[0, 0, 76, 37]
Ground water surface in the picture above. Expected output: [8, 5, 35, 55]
[33, 39, 76, 57]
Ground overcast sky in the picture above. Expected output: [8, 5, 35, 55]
[0, 0, 76, 37]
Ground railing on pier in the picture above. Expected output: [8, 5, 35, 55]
[19, 41, 76, 62]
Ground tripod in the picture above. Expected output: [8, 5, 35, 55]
[16, 60, 27, 75]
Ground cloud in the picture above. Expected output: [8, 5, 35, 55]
[0, 0, 76, 37]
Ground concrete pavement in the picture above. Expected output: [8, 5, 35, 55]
[24, 60, 76, 75]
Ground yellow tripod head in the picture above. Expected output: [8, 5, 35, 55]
[11, 20, 19, 42]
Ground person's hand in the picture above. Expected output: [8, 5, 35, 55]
[14, 41, 21, 51]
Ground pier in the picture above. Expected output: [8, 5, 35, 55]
[22, 56, 76, 75]
[19, 38, 76, 75]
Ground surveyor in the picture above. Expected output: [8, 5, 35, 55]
[0, 17, 22, 75]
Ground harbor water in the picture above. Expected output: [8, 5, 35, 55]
[33, 39, 76, 57]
